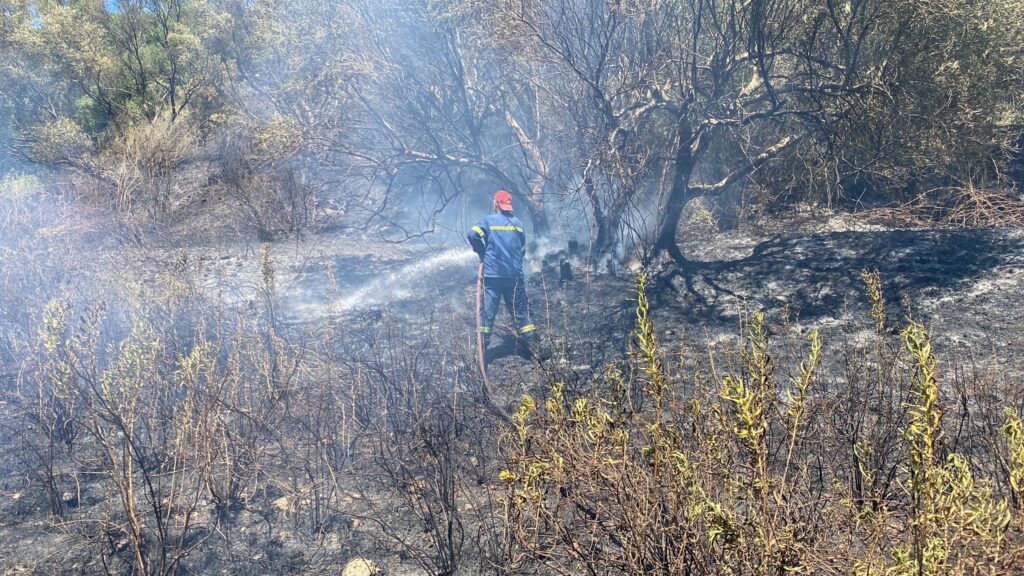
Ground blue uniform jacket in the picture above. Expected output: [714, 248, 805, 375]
[467, 212, 526, 278]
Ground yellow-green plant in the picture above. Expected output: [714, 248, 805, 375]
[902, 321, 943, 544]
[1001, 408, 1024, 510]
[862, 269, 887, 334]
[502, 277, 832, 574]
[505, 275, 1024, 576]
[856, 321, 1015, 576]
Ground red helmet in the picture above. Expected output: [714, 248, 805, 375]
[494, 190, 513, 211]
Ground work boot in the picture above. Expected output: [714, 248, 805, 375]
[480, 333, 493, 364]
[533, 340, 553, 362]
[517, 334, 552, 362]
[484, 345, 500, 365]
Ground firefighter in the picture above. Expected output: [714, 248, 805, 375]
[468, 190, 537, 360]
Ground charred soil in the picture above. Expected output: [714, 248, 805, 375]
[3, 213, 1024, 574]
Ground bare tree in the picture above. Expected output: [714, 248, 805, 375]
[472, 0, 980, 268]
[340, 0, 575, 236]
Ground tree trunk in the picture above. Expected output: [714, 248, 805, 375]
[583, 172, 612, 258]
[503, 107, 551, 237]
[653, 114, 697, 264]
[521, 186, 550, 236]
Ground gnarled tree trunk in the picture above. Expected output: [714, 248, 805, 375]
[653, 114, 697, 265]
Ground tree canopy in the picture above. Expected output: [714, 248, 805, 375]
[2, 0, 1021, 257]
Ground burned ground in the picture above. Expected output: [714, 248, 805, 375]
[2, 216, 1024, 574]
[671, 225, 1024, 349]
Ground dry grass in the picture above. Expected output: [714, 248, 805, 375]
[862, 184, 1024, 229]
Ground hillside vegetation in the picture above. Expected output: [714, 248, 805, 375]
[1, 0, 1022, 248]
[2, 1, 1024, 574]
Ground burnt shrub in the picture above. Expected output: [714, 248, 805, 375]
[501, 274, 1024, 575]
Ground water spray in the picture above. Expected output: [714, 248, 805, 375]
[333, 247, 475, 311]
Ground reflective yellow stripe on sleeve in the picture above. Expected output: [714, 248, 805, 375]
[518, 324, 536, 334]
[471, 226, 485, 237]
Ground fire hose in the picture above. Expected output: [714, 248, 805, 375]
[476, 261, 513, 425]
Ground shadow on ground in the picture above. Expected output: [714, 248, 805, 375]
[662, 229, 1022, 329]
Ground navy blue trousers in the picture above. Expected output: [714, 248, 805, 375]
[480, 276, 534, 347]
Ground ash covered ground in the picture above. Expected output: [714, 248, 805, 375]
[224, 215, 1024, 383]
[3, 214, 1024, 574]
